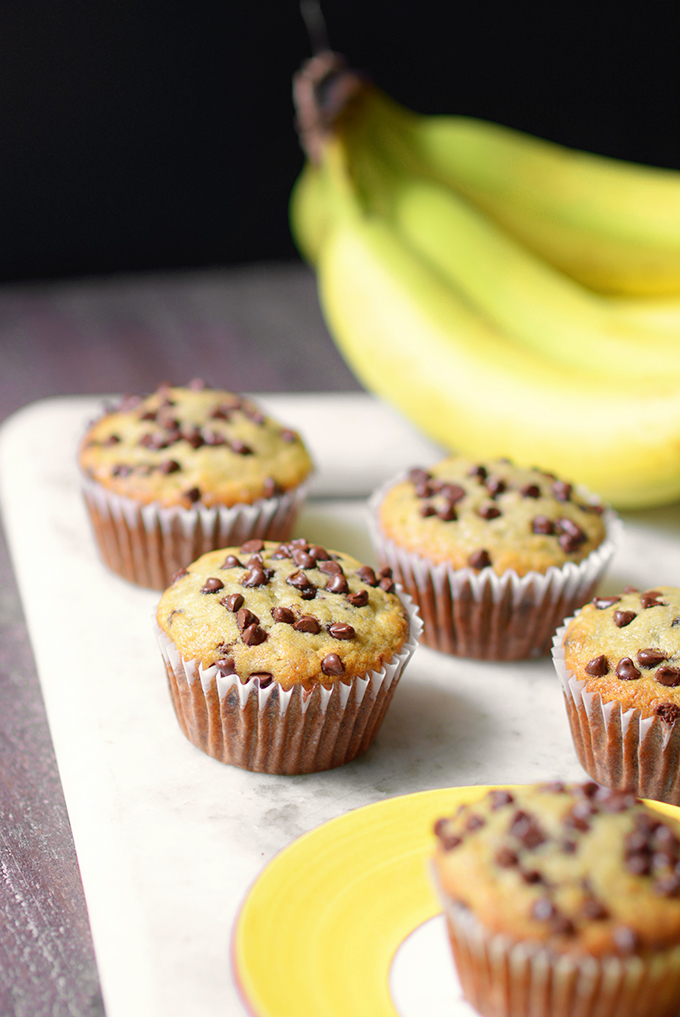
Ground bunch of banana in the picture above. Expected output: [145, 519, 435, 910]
[290, 52, 680, 509]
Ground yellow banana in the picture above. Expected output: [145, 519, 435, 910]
[289, 160, 330, 265]
[363, 88, 680, 298]
[314, 138, 680, 509]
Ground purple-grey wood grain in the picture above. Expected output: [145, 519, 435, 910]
[0, 262, 360, 1016]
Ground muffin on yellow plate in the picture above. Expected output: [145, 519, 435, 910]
[554, 586, 680, 804]
[432, 781, 680, 1017]
[369, 455, 621, 660]
[155, 537, 421, 774]
[78, 380, 313, 589]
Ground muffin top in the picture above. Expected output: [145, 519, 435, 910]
[78, 381, 313, 508]
[156, 538, 410, 691]
[433, 781, 680, 957]
[562, 586, 680, 722]
[376, 456, 607, 577]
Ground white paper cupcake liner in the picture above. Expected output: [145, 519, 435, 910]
[81, 476, 309, 590]
[437, 892, 680, 1017]
[154, 588, 422, 775]
[368, 479, 622, 661]
[552, 615, 680, 804]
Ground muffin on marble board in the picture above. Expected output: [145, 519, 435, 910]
[369, 455, 621, 660]
[78, 380, 313, 589]
[432, 781, 680, 1017]
[155, 537, 421, 774]
[554, 586, 680, 804]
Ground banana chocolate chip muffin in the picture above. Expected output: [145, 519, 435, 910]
[155, 537, 420, 774]
[432, 781, 680, 1017]
[370, 455, 620, 659]
[554, 585, 680, 804]
[78, 380, 313, 589]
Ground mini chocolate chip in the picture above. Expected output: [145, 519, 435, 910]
[541, 781, 567, 793]
[468, 548, 491, 570]
[552, 480, 572, 502]
[614, 610, 636, 627]
[356, 566, 378, 586]
[485, 476, 506, 498]
[318, 560, 343, 576]
[242, 623, 267, 646]
[379, 576, 396, 593]
[236, 608, 259, 632]
[420, 504, 436, 517]
[262, 477, 282, 497]
[585, 655, 609, 677]
[230, 440, 252, 455]
[346, 590, 369, 607]
[271, 606, 295, 624]
[183, 486, 201, 503]
[241, 567, 270, 588]
[321, 653, 345, 677]
[657, 703, 680, 725]
[293, 549, 316, 569]
[409, 467, 431, 486]
[436, 502, 457, 522]
[171, 568, 189, 583]
[308, 545, 331, 561]
[656, 666, 680, 687]
[215, 656, 236, 676]
[521, 869, 543, 885]
[328, 622, 355, 640]
[510, 811, 547, 849]
[469, 464, 487, 480]
[221, 593, 244, 612]
[641, 590, 665, 608]
[200, 577, 224, 594]
[294, 615, 321, 634]
[626, 852, 651, 876]
[288, 570, 314, 591]
[496, 847, 518, 867]
[465, 814, 485, 832]
[247, 553, 264, 566]
[532, 515, 554, 535]
[439, 832, 463, 852]
[593, 596, 621, 609]
[326, 573, 349, 594]
[489, 790, 515, 809]
[252, 673, 274, 688]
[637, 648, 667, 668]
[521, 483, 541, 498]
[159, 458, 181, 474]
[478, 504, 501, 519]
[616, 658, 641, 680]
[221, 554, 242, 569]
[103, 434, 121, 445]
[240, 539, 264, 554]
[202, 429, 226, 446]
[437, 483, 466, 504]
[582, 898, 609, 920]
[415, 481, 433, 498]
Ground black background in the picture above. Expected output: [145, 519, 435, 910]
[1, 1, 678, 283]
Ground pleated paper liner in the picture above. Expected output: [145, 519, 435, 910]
[155, 588, 422, 775]
[437, 892, 680, 1017]
[82, 476, 309, 590]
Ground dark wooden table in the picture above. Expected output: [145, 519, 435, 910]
[0, 261, 360, 1016]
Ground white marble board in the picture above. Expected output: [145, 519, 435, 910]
[0, 393, 678, 1017]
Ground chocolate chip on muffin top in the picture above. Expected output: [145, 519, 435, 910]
[156, 539, 410, 691]
[433, 781, 680, 956]
[377, 456, 607, 577]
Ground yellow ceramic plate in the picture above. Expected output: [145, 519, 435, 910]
[231, 785, 492, 1017]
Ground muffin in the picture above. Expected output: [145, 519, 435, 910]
[369, 455, 621, 660]
[554, 586, 680, 804]
[432, 781, 680, 1017]
[78, 381, 313, 589]
[154, 537, 421, 774]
